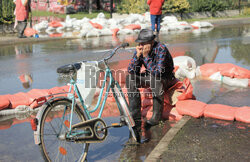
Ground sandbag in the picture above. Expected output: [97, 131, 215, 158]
[0, 95, 10, 110]
[24, 27, 38, 37]
[89, 21, 103, 29]
[111, 28, 119, 37]
[235, 106, 250, 123]
[124, 24, 141, 30]
[7, 93, 30, 108]
[176, 100, 207, 118]
[49, 33, 63, 37]
[177, 78, 195, 101]
[169, 108, 183, 121]
[199, 63, 220, 77]
[26, 89, 50, 104]
[48, 86, 67, 97]
[219, 63, 250, 79]
[49, 21, 63, 28]
[204, 104, 236, 121]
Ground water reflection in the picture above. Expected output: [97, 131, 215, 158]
[15, 45, 33, 89]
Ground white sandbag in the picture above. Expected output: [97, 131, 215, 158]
[78, 29, 88, 38]
[162, 16, 178, 23]
[33, 20, 49, 32]
[174, 56, 197, 79]
[195, 66, 202, 77]
[62, 31, 74, 37]
[77, 61, 101, 109]
[118, 29, 134, 35]
[209, 72, 248, 87]
[86, 29, 100, 37]
[144, 12, 151, 22]
[56, 26, 64, 33]
[99, 28, 113, 36]
[222, 76, 249, 88]
[97, 12, 105, 19]
[81, 22, 94, 31]
[191, 21, 214, 28]
[91, 18, 108, 27]
[45, 26, 56, 34]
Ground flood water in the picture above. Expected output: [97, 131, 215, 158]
[0, 24, 250, 161]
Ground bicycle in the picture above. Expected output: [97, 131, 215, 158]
[33, 43, 137, 162]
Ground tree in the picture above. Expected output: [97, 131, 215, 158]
[163, 0, 190, 18]
[117, 0, 148, 14]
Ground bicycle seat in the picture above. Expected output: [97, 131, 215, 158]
[57, 63, 82, 74]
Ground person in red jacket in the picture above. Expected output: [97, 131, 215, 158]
[147, 0, 165, 35]
[14, 0, 30, 38]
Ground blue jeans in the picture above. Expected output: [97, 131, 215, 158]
[150, 14, 161, 32]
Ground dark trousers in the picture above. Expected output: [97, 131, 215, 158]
[17, 20, 27, 37]
[126, 73, 175, 131]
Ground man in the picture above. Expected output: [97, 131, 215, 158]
[126, 29, 176, 143]
[147, 0, 165, 35]
[14, 0, 30, 38]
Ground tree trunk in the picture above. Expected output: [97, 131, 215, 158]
[89, 0, 92, 14]
[96, 0, 101, 10]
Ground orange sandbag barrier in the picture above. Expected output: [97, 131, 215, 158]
[199, 63, 220, 78]
[49, 21, 63, 28]
[219, 63, 250, 79]
[176, 100, 207, 118]
[200, 63, 250, 79]
[169, 108, 183, 121]
[124, 24, 141, 30]
[0, 95, 10, 110]
[24, 27, 38, 37]
[89, 21, 103, 29]
[176, 78, 196, 101]
[49, 33, 63, 37]
[204, 104, 237, 121]
[111, 28, 119, 37]
[235, 106, 250, 123]
[7, 92, 30, 109]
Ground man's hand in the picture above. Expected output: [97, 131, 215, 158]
[143, 44, 151, 57]
[136, 46, 143, 58]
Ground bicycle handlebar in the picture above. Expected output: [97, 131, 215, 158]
[103, 43, 129, 62]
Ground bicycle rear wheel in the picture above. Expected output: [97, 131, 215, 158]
[39, 99, 89, 162]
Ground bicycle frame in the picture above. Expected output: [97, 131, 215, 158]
[66, 60, 132, 135]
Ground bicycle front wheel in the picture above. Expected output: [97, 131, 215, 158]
[39, 99, 89, 162]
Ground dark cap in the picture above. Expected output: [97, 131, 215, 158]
[135, 29, 156, 43]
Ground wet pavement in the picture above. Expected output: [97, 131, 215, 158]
[0, 18, 250, 161]
[159, 118, 250, 162]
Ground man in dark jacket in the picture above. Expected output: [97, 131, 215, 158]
[126, 29, 176, 143]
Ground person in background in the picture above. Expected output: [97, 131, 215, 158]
[147, 0, 165, 35]
[126, 29, 176, 143]
[14, 0, 30, 38]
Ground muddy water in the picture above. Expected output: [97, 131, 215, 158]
[0, 24, 250, 161]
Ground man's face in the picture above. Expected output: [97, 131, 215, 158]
[139, 40, 153, 57]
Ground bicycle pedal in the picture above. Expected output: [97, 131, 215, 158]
[111, 123, 122, 128]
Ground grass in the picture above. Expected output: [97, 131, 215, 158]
[31, 10, 111, 19]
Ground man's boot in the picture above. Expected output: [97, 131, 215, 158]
[146, 96, 163, 126]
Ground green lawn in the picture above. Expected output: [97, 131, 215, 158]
[32, 10, 111, 19]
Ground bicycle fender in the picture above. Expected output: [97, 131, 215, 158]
[33, 97, 73, 145]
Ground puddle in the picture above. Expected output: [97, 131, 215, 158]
[0, 24, 250, 161]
